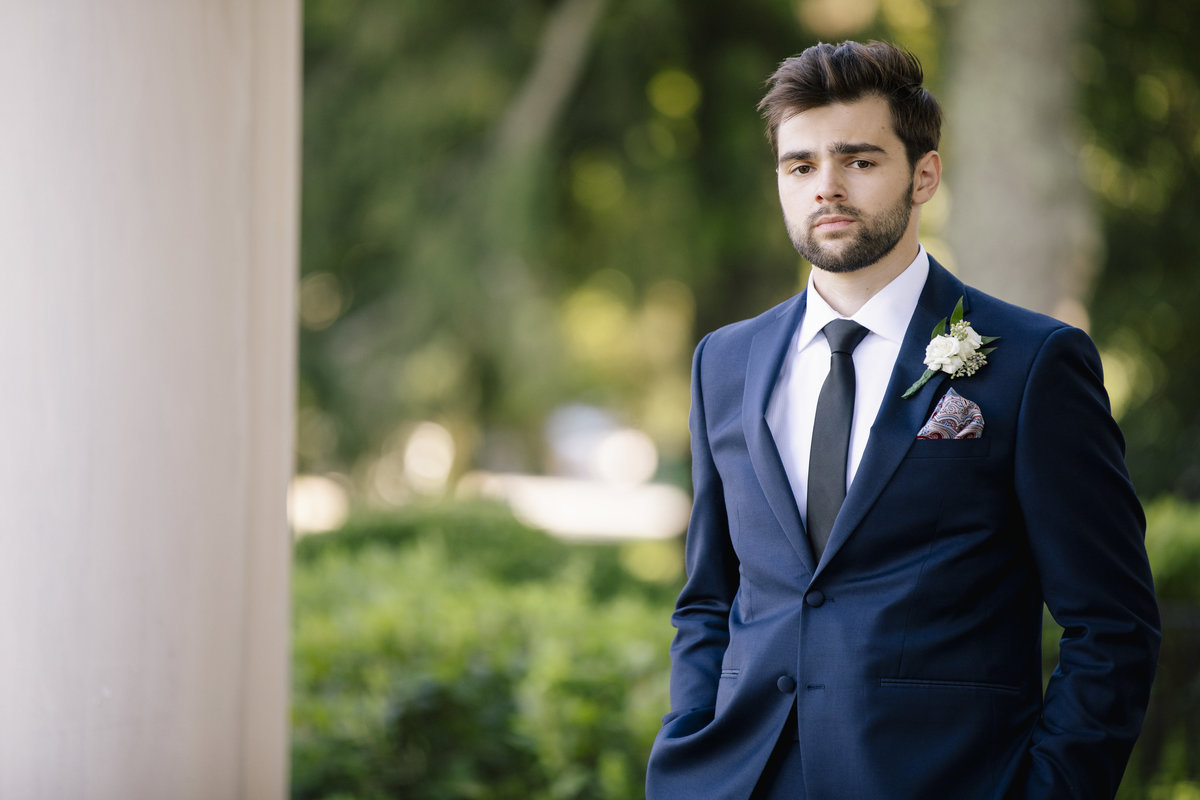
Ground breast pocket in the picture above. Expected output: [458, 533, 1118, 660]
[906, 437, 991, 459]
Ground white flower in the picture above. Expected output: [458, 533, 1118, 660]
[902, 297, 1000, 399]
[932, 320, 990, 378]
[924, 335, 965, 374]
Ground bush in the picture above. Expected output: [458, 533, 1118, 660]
[1043, 496, 1200, 798]
[292, 502, 681, 799]
[1120, 498, 1200, 798]
[293, 499, 1200, 799]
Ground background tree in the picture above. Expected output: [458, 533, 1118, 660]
[944, 0, 1098, 325]
[300, 0, 939, 495]
[294, 2, 1200, 795]
[299, 0, 1198, 503]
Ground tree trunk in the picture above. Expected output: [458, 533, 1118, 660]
[943, 0, 1098, 327]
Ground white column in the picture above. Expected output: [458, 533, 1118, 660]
[0, 2, 298, 798]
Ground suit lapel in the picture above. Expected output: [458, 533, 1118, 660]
[742, 292, 817, 574]
[814, 259, 967, 574]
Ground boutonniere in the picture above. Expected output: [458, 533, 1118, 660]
[901, 297, 999, 399]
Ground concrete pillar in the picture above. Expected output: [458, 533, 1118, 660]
[0, 2, 298, 798]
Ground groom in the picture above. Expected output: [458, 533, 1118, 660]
[645, 41, 1160, 799]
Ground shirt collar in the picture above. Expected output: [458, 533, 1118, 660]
[795, 245, 930, 352]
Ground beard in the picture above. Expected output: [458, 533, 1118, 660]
[787, 180, 913, 273]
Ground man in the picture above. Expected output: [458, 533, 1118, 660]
[645, 41, 1160, 800]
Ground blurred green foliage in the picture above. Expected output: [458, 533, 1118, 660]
[299, 0, 1200, 503]
[1042, 497, 1200, 799]
[292, 502, 680, 799]
[295, 0, 1200, 794]
[1129, 498, 1200, 795]
[293, 501, 1199, 799]
[1082, 0, 1200, 500]
[298, 0, 940, 486]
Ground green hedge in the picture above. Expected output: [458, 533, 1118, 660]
[1040, 496, 1200, 799]
[1122, 498, 1200, 798]
[293, 499, 1200, 799]
[292, 502, 680, 799]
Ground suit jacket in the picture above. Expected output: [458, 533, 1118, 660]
[645, 259, 1160, 800]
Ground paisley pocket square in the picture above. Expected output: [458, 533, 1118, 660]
[917, 387, 984, 439]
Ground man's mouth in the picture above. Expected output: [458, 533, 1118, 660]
[812, 215, 856, 232]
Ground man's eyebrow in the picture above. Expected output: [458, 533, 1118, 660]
[778, 141, 888, 164]
[778, 149, 815, 164]
[831, 141, 886, 156]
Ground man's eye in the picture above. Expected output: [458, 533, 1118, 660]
[791, 164, 813, 175]
[851, 159, 873, 169]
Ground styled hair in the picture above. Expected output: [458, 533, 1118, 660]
[758, 41, 942, 167]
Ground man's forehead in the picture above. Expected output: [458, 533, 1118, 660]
[777, 96, 898, 151]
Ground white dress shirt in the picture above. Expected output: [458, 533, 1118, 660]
[766, 246, 929, 525]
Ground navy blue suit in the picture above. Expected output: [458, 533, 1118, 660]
[646, 259, 1160, 799]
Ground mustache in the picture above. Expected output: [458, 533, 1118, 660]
[807, 205, 862, 225]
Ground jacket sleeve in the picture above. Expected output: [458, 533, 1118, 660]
[662, 333, 741, 724]
[1014, 326, 1161, 799]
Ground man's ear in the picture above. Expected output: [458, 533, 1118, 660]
[911, 150, 941, 205]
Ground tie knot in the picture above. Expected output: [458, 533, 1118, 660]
[823, 319, 869, 355]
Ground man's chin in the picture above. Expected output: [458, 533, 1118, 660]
[793, 241, 871, 273]
[810, 259, 873, 274]
[799, 234, 910, 274]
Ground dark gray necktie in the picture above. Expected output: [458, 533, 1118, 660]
[807, 319, 870, 560]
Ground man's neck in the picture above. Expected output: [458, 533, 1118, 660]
[810, 240, 921, 317]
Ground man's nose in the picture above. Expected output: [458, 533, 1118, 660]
[815, 169, 846, 202]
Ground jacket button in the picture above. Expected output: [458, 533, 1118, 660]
[777, 675, 796, 693]
[806, 590, 825, 608]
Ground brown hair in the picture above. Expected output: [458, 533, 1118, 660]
[758, 41, 942, 167]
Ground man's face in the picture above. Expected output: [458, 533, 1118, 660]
[775, 95, 918, 273]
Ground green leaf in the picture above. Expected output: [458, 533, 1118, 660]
[901, 368, 939, 399]
[931, 317, 947, 338]
[980, 346, 998, 356]
[950, 296, 965, 325]
[980, 335, 1001, 345]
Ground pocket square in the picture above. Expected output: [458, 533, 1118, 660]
[917, 387, 984, 439]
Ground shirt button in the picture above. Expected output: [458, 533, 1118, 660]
[777, 675, 797, 694]
[806, 590, 825, 608]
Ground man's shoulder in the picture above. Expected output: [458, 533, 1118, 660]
[949, 278, 1112, 394]
[960, 282, 1082, 351]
